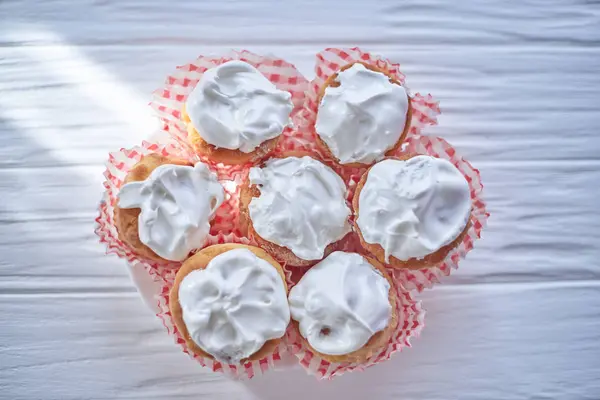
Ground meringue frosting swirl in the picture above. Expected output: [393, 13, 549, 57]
[289, 251, 392, 355]
[356, 156, 471, 262]
[178, 248, 290, 364]
[315, 63, 409, 164]
[118, 162, 224, 261]
[185, 60, 294, 153]
[248, 156, 351, 261]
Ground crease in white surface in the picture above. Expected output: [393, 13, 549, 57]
[0, 25, 155, 182]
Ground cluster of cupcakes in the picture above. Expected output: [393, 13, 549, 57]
[97, 48, 487, 379]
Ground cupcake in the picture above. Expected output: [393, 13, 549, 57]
[353, 155, 471, 269]
[115, 154, 224, 262]
[314, 62, 412, 166]
[169, 244, 290, 364]
[182, 60, 294, 165]
[288, 251, 398, 364]
[239, 153, 351, 267]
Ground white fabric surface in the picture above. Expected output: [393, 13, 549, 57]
[1, 1, 599, 399]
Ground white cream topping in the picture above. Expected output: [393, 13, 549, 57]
[186, 60, 294, 153]
[357, 156, 471, 262]
[289, 251, 391, 356]
[118, 162, 224, 261]
[315, 63, 409, 164]
[248, 156, 351, 261]
[178, 248, 290, 364]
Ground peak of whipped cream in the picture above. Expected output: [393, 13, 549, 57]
[315, 63, 409, 164]
[289, 251, 392, 356]
[248, 156, 351, 261]
[178, 248, 290, 364]
[118, 162, 224, 261]
[185, 60, 294, 153]
[356, 156, 471, 262]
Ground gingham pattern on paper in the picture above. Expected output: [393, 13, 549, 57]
[345, 135, 489, 292]
[285, 278, 425, 380]
[154, 233, 293, 380]
[94, 141, 245, 284]
[291, 47, 442, 163]
[149, 50, 309, 178]
[97, 49, 488, 378]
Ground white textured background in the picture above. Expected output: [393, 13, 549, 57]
[1, 1, 600, 399]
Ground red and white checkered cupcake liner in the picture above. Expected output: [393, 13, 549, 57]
[94, 141, 246, 284]
[153, 240, 422, 380]
[95, 48, 487, 378]
[290, 47, 441, 172]
[154, 233, 294, 379]
[342, 135, 489, 292]
[285, 272, 424, 380]
[149, 50, 309, 179]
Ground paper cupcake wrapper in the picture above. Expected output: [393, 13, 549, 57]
[94, 141, 245, 283]
[290, 47, 441, 170]
[96, 48, 486, 378]
[343, 135, 489, 291]
[155, 233, 294, 379]
[149, 50, 309, 178]
[285, 275, 425, 380]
